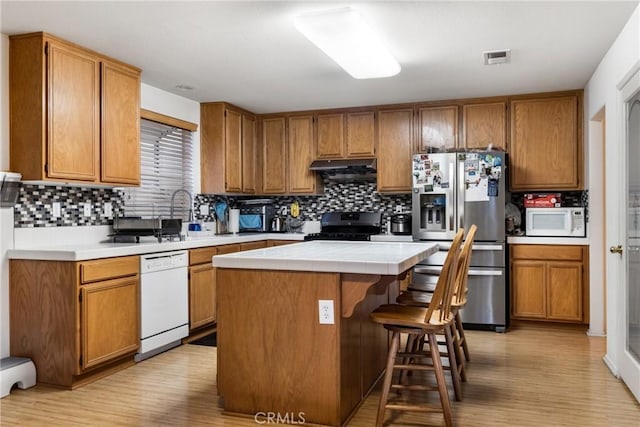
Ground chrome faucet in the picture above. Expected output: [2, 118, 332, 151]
[170, 188, 193, 222]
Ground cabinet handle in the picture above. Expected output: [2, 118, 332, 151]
[609, 245, 623, 255]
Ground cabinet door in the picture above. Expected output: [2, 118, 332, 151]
[262, 117, 287, 194]
[417, 106, 458, 152]
[240, 241, 268, 251]
[80, 276, 139, 370]
[510, 95, 580, 190]
[189, 264, 216, 330]
[462, 102, 506, 151]
[346, 111, 376, 158]
[511, 260, 546, 318]
[547, 261, 583, 321]
[47, 41, 100, 182]
[101, 61, 140, 185]
[242, 114, 257, 194]
[288, 115, 317, 193]
[377, 109, 414, 193]
[225, 109, 243, 193]
[316, 113, 345, 159]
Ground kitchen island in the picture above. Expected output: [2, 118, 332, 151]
[212, 240, 438, 427]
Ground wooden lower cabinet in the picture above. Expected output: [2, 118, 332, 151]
[510, 245, 588, 323]
[10, 255, 140, 388]
[187, 243, 249, 334]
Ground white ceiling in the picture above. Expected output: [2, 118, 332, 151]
[1, 1, 638, 114]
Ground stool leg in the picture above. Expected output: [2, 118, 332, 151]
[377, 331, 400, 427]
[399, 333, 416, 387]
[450, 320, 466, 382]
[428, 332, 453, 427]
[444, 324, 462, 401]
[456, 311, 470, 362]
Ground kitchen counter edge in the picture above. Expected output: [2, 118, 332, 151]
[7, 233, 306, 261]
[507, 236, 590, 245]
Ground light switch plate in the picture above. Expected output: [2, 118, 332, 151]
[103, 202, 113, 218]
[83, 203, 92, 217]
[199, 204, 209, 216]
[52, 202, 61, 218]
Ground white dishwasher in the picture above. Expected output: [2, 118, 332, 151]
[136, 250, 189, 362]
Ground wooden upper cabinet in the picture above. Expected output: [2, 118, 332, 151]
[316, 111, 375, 159]
[47, 41, 100, 182]
[242, 114, 257, 194]
[224, 109, 243, 193]
[377, 108, 414, 193]
[9, 33, 141, 185]
[346, 111, 376, 157]
[288, 115, 320, 194]
[462, 101, 507, 151]
[510, 93, 582, 191]
[262, 117, 287, 194]
[316, 113, 345, 159]
[200, 103, 255, 194]
[101, 61, 141, 185]
[416, 106, 458, 152]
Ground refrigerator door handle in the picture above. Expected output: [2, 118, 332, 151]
[414, 267, 443, 275]
[458, 156, 465, 230]
[468, 269, 503, 276]
[471, 244, 504, 251]
[448, 161, 454, 231]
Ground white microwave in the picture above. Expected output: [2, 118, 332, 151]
[525, 207, 586, 237]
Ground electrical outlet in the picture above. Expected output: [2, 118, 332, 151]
[318, 300, 334, 325]
[83, 203, 92, 217]
[52, 202, 61, 218]
[395, 205, 403, 213]
[103, 202, 113, 218]
[199, 204, 209, 216]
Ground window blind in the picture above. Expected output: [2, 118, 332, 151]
[121, 118, 194, 220]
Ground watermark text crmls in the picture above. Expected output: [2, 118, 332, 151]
[254, 411, 306, 425]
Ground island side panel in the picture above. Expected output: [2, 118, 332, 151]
[217, 268, 342, 426]
[339, 276, 396, 424]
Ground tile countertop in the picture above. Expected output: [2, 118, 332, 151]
[507, 236, 590, 245]
[212, 240, 439, 275]
[7, 233, 306, 261]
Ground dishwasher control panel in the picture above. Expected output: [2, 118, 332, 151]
[140, 250, 189, 273]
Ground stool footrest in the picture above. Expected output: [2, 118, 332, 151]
[385, 403, 444, 413]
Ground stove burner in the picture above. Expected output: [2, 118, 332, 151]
[304, 212, 382, 241]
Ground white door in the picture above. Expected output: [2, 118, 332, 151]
[615, 66, 640, 401]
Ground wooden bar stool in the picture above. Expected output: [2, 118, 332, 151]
[370, 229, 463, 427]
[396, 225, 477, 386]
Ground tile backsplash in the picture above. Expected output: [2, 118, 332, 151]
[14, 184, 125, 228]
[195, 182, 412, 225]
[14, 182, 411, 228]
[13, 183, 589, 229]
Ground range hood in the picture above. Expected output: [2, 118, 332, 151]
[309, 158, 377, 182]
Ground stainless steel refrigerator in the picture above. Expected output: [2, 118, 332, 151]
[411, 151, 507, 332]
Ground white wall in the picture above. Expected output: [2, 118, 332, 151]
[140, 84, 201, 194]
[585, 5, 640, 372]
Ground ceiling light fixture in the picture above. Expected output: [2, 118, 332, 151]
[294, 7, 401, 79]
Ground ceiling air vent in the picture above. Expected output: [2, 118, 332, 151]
[483, 49, 511, 65]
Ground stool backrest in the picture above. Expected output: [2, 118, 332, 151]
[453, 224, 477, 305]
[423, 228, 464, 324]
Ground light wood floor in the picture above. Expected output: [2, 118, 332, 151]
[1, 322, 639, 426]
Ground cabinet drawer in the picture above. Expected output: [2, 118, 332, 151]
[190, 247, 217, 266]
[80, 256, 139, 283]
[240, 241, 268, 251]
[216, 244, 241, 255]
[510, 245, 583, 261]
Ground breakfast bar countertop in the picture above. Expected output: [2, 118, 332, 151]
[212, 240, 439, 275]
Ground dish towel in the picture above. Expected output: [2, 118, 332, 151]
[215, 201, 227, 224]
[239, 215, 262, 230]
